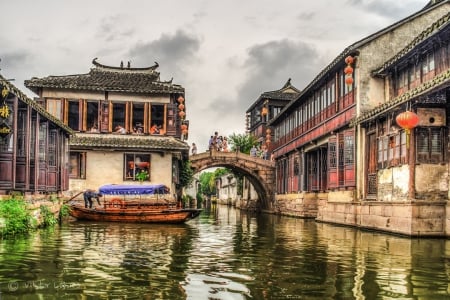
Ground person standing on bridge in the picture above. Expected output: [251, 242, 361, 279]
[222, 137, 229, 152]
[250, 145, 257, 157]
[191, 143, 197, 155]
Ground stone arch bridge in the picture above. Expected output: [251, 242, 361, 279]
[189, 151, 275, 210]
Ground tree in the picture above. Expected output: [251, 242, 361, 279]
[199, 172, 215, 196]
[228, 133, 258, 154]
[198, 168, 230, 196]
[179, 160, 194, 188]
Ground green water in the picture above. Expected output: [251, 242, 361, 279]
[0, 204, 449, 299]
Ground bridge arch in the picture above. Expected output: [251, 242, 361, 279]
[189, 151, 275, 210]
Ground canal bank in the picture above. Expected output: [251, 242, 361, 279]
[235, 191, 450, 237]
[0, 195, 65, 236]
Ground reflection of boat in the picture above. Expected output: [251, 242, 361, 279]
[69, 184, 202, 224]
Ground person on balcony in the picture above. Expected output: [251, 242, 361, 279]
[114, 125, 126, 134]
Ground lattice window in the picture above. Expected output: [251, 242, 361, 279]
[69, 152, 86, 179]
[416, 127, 445, 163]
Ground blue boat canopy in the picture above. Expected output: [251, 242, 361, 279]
[99, 184, 170, 195]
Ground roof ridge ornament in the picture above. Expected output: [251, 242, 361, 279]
[91, 58, 159, 72]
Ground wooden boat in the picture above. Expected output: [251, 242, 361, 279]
[69, 184, 202, 224]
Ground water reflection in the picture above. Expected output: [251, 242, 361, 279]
[0, 204, 448, 299]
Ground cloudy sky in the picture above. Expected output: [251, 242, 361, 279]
[0, 0, 427, 150]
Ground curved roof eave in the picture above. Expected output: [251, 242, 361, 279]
[0, 75, 73, 135]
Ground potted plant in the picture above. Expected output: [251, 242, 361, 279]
[135, 170, 149, 183]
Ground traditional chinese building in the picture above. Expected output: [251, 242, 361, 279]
[246, 79, 301, 151]
[24, 59, 189, 196]
[268, 0, 450, 236]
[0, 74, 72, 195]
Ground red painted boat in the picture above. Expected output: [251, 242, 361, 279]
[69, 184, 202, 224]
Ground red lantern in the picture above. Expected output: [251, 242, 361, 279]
[345, 76, 353, 85]
[345, 56, 354, 65]
[396, 110, 419, 130]
[266, 139, 271, 145]
[181, 124, 187, 130]
[182, 129, 188, 134]
[344, 66, 353, 75]
[177, 96, 185, 103]
[266, 134, 271, 140]
[396, 110, 419, 148]
[266, 128, 271, 134]
[179, 111, 186, 118]
[261, 106, 268, 116]
[178, 103, 185, 111]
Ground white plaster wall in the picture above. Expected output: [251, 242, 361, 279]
[68, 150, 174, 193]
[415, 164, 448, 193]
[393, 165, 409, 197]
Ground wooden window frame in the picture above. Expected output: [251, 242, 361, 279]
[416, 127, 446, 164]
[69, 151, 86, 179]
[125, 153, 151, 181]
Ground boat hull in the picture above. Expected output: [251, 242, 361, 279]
[69, 205, 202, 224]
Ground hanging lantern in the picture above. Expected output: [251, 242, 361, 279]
[182, 129, 188, 135]
[266, 139, 271, 145]
[345, 56, 354, 65]
[261, 106, 268, 116]
[345, 76, 354, 85]
[344, 55, 355, 86]
[396, 110, 419, 148]
[178, 103, 185, 111]
[266, 134, 271, 140]
[179, 111, 186, 118]
[344, 66, 353, 75]
[181, 124, 188, 131]
[177, 96, 185, 103]
[266, 128, 271, 134]
[396, 110, 419, 130]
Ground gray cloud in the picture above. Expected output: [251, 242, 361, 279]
[128, 30, 201, 79]
[347, 0, 425, 19]
[236, 39, 320, 111]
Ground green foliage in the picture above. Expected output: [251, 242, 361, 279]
[136, 169, 149, 182]
[228, 133, 259, 154]
[198, 168, 230, 196]
[40, 205, 57, 227]
[199, 172, 215, 196]
[59, 204, 71, 218]
[182, 194, 194, 208]
[214, 168, 229, 178]
[0, 197, 32, 237]
[196, 191, 203, 204]
[179, 159, 194, 188]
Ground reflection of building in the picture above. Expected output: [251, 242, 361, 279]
[24, 59, 189, 194]
[0, 75, 71, 195]
[266, 1, 450, 236]
[215, 174, 238, 205]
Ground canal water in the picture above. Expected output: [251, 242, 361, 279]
[0, 204, 449, 300]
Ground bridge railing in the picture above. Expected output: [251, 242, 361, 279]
[190, 150, 275, 167]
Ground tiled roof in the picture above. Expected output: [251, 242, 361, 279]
[70, 133, 189, 151]
[0, 74, 73, 135]
[25, 58, 184, 95]
[351, 12, 450, 126]
[373, 12, 450, 76]
[351, 69, 450, 126]
[246, 79, 301, 112]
